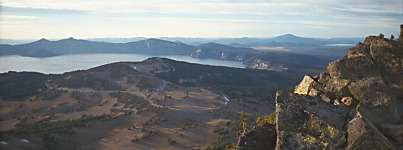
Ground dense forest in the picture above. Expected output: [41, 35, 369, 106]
[0, 72, 48, 100]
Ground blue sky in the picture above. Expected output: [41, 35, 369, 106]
[0, 0, 402, 39]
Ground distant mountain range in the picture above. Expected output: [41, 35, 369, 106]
[0, 34, 361, 57]
[0, 34, 362, 46]
[0, 37, 259, 58]
[106, 35, 362, 47]
[0, 38, 197, 57]
[0, 34, 358, 72]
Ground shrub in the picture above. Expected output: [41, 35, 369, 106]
[168, 137, 176, 145]
[255, 111, 276, 126]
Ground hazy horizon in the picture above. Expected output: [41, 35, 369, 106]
[0, 34, 365, 41]
[1, 0, 402, 39]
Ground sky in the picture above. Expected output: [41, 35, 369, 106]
[0, 0, 402, 39]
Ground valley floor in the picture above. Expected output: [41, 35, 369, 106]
[0, 67, 272, 149]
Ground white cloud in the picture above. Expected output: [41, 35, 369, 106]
[0, 21, 31, 25]
[2, 0, 401, 18]
[1, 0, 297, 15]
[0, 15, 39, 20]
[0, 0, 401, 39]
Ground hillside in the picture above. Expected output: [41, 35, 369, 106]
[0, 58, 302, 149]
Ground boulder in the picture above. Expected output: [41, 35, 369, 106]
[323, 78, 351, 100]
[348, 77, 391, 105]
[275, 91, 349, 149]
[348, 77, 400, 124]
[294, 75, 317, 95]
[294, 75, 330, 102]
[327, 56, 380, 82]
[347, 114, 396, 150]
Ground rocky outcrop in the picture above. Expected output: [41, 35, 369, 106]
[274, 25, 403, 149]
[235, 25, 403, 149]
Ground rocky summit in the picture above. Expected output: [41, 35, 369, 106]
[238, 25, 403, 150]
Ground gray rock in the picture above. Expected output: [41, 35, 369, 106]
[327, 56, 380, 82]
[237, 123, 276, 150]
[348, 77, 392, 106]
[347, 115, 396, 150]
[317, 72, 330, 85]
[358, 106, 400, 127]
[276, 131, 328, 150]
[321, 95, 332, 103]
[367, 37, 403, 95]
[348, 77, 400, 124]
[323, 78, 352, 100]
[275, 92, 348, 149]
[379, 123, 403, 145]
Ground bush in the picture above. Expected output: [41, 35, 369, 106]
[12, 114, 116, 133]
[255, 111, 276, 126]
[168, 137, 176, 145]
[131, 136, 140, 142]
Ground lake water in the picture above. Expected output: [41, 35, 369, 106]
[0, 54, 245, 74]
[325, 44, 355, 47]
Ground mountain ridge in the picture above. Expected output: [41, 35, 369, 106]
[0, 34, 361, 63]
[1, 34, 362, 46]
[0, 38, 196, 56]
[0, 37, 334, 73]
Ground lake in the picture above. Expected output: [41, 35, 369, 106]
[0, 54, 245, 74]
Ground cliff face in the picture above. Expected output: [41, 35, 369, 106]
[237, 25, 403, 149]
